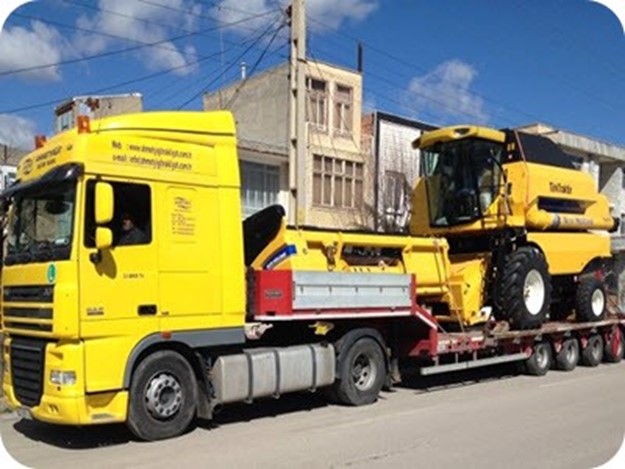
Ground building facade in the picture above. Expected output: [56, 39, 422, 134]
[204, 61, 371, 229]
[54, 93, 143, 133]
[0, 145, 26, 192]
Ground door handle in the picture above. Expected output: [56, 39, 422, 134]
[138, 304, 157, 316]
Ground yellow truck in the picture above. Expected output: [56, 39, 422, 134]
[1, 112, 623, 441]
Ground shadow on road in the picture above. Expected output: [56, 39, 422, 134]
[9, 363, 522, 449]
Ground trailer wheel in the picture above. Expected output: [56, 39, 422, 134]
[332, 337, 386, 406]
[496, 247, 551, 329]
[580, 334, 603, 367]
[575, 277, 606, 322]
[524, 341, 552, 376]
[127, 350, 198, 441]
[554, 338, 579, 371]
[603, 328, 624, 363]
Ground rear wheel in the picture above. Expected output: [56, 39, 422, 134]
[603, 328, 624, 363]
[496, 247, 551, 329]
[576, 277, 606, 322]
[524, 341, 552, 376]
[580, 334, 603, 367]
[555, 338, 579, 371]
[127, 350, 198, 441]
[331, 337, 386, 406]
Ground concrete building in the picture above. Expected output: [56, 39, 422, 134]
[54, 93, 143, 133]
[204, 61, 371, 229]
[516, 123, 625, 308]
[362, 112, 436, 232]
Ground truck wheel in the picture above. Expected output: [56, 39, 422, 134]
[127, 350, 198, 441]
[497, 247, 551, 329]
[575, 277, 606, 322]
[524, 341, 552, 376]
[332, 337, 386, 406]
[603, 328, 624, 363]
[555, 338, 579, 371]
[580, 334, 603, 367]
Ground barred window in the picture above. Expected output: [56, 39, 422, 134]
[313, 155, 363, 209]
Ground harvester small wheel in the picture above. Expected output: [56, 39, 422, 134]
[554, 338, 579, 372]
[580, 334, 603, 367]
[127, 350, 198, 441]
[603, 327, 624, 363]
[575, 277, 607, 322]
[332, 337, 386, 406]
[496, 247, 551, 329]
[524, 341, 552, 376]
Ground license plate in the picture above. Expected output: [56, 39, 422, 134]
[16, 407, 32, 420]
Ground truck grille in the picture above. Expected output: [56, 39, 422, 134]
[3, 286, 54, 335]
[10, 337, 47, 407]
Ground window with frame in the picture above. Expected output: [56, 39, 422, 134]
[334, 84, 353, 135]
[313, 155, 363, 209]
[306, 77, 327, 130]
[84, 180, 152, 248]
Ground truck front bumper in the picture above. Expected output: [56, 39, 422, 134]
[3, 382, 128, 426]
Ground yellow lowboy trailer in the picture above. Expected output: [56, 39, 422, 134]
[1, 112, 623, 441]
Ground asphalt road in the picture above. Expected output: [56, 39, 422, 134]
[2, 362, 625, 468]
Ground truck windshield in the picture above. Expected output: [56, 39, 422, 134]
[5, 181, 76, 265]
[422, 139, 503, 227]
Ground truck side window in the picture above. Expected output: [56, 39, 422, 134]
[84, 180, 152, 247]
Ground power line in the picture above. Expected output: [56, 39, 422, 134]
[0, 9, 276, 78]
[175, 18, 282, 110]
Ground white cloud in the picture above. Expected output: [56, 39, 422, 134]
[408, 60, 488, 123]
[75, 0, 202, 75]
[213, 0, 377, 34]
[0, 114, 37, 149]
[0, 21, 66, 81]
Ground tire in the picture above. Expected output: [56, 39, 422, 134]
[127, 350, 198, 441]
[524, 341, 552, 376]
[580, 334, 603, 367]
[575, 277, 607, 322]
[496, 247, 551, 329]
[603, 328, 624, 363]
[555, 338, 579, 371]
[331, 337, 386, 406]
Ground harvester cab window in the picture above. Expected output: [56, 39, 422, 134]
[422, 139, 504, 227]
[84, 180, 152, 247]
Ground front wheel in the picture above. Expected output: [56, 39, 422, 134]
[331, 337, 386, 406]
[576, 277, 607, 322]
[127, 350, 198, 441]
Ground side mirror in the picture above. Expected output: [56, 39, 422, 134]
[95, 182, 114, 225]
[95, 227, 113, 250]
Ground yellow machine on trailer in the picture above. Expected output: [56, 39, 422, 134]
[411, 125, 618, 329]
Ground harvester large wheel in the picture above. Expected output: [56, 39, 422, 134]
[575, 277, 607, 322]
[496, 247, 551, 329]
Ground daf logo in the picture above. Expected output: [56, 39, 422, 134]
[22, 157, 33, 175]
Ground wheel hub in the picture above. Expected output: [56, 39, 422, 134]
[591, 289, 605, 317]
[145, 373, 183, 420]
[524, 269, 545, 316]
[352, 354, 377, 391]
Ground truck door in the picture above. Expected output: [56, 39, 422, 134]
[78, 178, 159, 339]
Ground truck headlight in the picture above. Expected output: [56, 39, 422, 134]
[50, 370, 76, 386]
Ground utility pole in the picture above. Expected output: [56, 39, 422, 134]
[288, 0, 307, 227]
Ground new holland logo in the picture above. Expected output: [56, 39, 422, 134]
[549, 182, 573, 195]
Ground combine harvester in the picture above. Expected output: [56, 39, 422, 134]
[1, 112, 622, 440]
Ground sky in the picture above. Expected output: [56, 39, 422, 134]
[1, 0, 625, 150]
